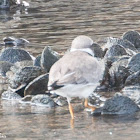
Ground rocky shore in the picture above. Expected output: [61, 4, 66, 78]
[0, 30, 140, 115]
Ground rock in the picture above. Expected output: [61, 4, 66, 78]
[123, 30, 140, 49]
[88, 92, 107, 107]
[15, 60, 33, 68]
[90, 43, 104, 58]
[109, 57, 130, 89]
[0, 48, 32, 63]
[125, 71, 140, 86]
[1, 90, 22, 100]
[7, 66, 44, 89]
[0, 61, 14, 77]
[3, 37, 29, 47]
[21, 95, 33, 102]
[41, 46, 59, 72]
[24, 74, 49, 96]
[104, 45, 128, 58]
[53, 96, 68, 106]
[127, 53, 140, 73]
[33, 55, 41, 67]
[122, 86, 140, 105]
[96, 65, 110, 91]
[104, 37, 137, 52]
[92, 94, 139, 115]
[31, 94, 56, 107]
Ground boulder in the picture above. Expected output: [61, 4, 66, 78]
[122, 30, 140, 49]
[127, 53, 140, 73]
[109, 57, 130, 89]
[0, 48, 32, 63]
[92, 94, 139, 115]
[41, 46, 59, 72]
[7, 66, 44, 89]
[125, 71, 140, 86]
[24, 74, 49, 96]
[31, 94, 56, 107]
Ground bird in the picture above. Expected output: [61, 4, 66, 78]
[48, 35, 105, 119]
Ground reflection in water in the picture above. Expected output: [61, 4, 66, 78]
[0, 0, 140, 139]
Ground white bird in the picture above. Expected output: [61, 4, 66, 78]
[48, 35, 105, 119]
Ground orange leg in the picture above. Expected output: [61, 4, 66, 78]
[68, 102, 74, 119]
[84, 98, 96, 111]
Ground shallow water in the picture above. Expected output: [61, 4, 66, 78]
[1, 99, 140, 140]
[0, 0, 140, 139]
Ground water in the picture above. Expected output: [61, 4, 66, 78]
[0, 0, 140, 139]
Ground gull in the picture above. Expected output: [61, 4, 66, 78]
[48, 35, 105, 119]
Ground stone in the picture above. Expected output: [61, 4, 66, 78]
[109, 57, 130, 89]
[122, 86, 140, 105]
[125, 71, 140, 86]
[104, 45, 128, 58]
[0, 48, 32, 64]
[31, 94, 56, 107]
[33, 55, 41, 67]
[14, 60, 33, 68]
[104, 37, 137, 52]
[90, 43, 104, 58]
[127, 53, 140, 73]
[24, 74, 49, 96]
[3, 37, 29, 47]
[123, 30, 140, 49]
[53, 96, 68, 106]
[0, 61, 14, 77]
[7, 66, 44, 89]
[92, 94, 139, 115]
[1, 90, 22, 100]
[41, 46, 59, 72]
[21, 95, 33, 102]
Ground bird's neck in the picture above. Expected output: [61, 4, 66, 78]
[70, 48, 94, 56]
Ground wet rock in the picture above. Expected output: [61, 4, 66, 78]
[123, 30, 140, 49]
[109, 57, 130, 89]
[3, 37, 29, 47]
[41, 46, 60, 72]
[7, 66, 44, 89]
[1, 90, 22, 100]
[0, 48, 32, 63]
[125, 71, 140, 86]
[0, 61, 14, 77]
[21, 95, 33, 102]
[96, 65, 110, 91]
[127, 53, 140, 73]
[13, 84, 26, 97]
[31, 94, 56, 107]
[92, 94, 139, 115]
[24, 74, 49, 96]
[88, 92, 107, 107]
[90, 43, 104, 58]
[104, 37, 137, 52]
[33, 55, 41, 67]
[15, 60, 33, 68]
[122, 86, 140, 105]
[104, 45, 128, 59]
[53, 96, 68, 106]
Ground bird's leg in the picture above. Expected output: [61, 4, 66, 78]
[84, 98, 96, 111]
[67, 98, 74, 119]
[68, 102, 74, 119]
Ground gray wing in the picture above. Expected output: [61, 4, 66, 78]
[48, 51, 104, 87]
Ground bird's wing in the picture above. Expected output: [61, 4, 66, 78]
[48, 51, 104, 88]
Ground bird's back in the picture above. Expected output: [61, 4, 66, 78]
[48, 51, 104, 87]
